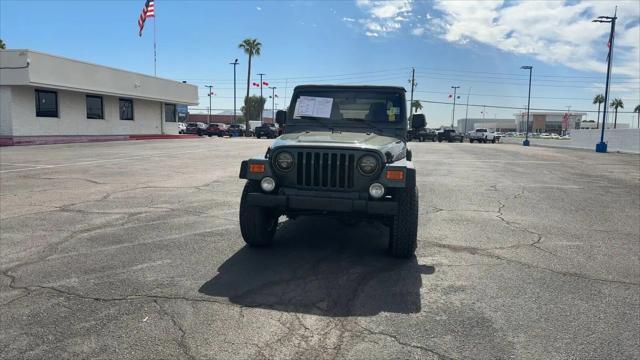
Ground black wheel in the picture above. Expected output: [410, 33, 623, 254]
[469, 139, 474, 143]
[483, 138, 487, 143]
[419, 136, 424, 142]
[459, 138, 463, 143]
[239, 181, 278, 247]
[389, 185, 418, 259]
[432, 137, 436, 142]
[491, 138, 496, 143]
[438, 139, 442, 143]
[197, 130, 203, 136]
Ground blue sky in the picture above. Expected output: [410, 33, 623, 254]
[1, 0, 639, 127]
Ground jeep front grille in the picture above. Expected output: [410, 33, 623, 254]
[296, 151, 355, 189]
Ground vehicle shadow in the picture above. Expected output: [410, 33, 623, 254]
[199, 217, 434, 317]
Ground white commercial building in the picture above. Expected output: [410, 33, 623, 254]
[456, 118, 517, 133]
[0, 49, 198, 145]
[515, 111, 586, 133]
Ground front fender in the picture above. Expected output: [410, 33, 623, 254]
[239, 156, 274, 180]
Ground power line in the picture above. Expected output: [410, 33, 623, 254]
[416, 99, 639, 114]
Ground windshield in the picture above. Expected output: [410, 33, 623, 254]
[287, 90, 406, 133]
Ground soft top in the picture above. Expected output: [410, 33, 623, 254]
[293, 85, 406, 93]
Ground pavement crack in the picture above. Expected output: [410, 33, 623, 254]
[153, 299, 196, 360]
[353, 323, 455, 359]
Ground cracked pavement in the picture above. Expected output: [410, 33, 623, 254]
[1, 139, 639, 359]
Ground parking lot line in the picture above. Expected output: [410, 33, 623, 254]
[0, 149, 209, 173]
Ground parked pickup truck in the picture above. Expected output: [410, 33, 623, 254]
[468, 128, 497, 143]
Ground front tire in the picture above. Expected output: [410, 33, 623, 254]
[389, 186, 418, 258]
[239, 181, 278, 247]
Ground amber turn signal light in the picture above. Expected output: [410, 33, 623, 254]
[385, 170, 404, 180]
[249, 163, 265, 173]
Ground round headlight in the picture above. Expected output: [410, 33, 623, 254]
[369, 183, 385, 199]
[275, 152, 294, 171]
[260, 177, 276, 192]
[358, 155, 378, 175]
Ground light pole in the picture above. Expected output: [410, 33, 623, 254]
[451, 86, 460, 128]
[521, 66, 533, 146]
[269, 86, 277, 122]
[257, 73, 266, 124]
[204, 85, 213, 124]
[464, 86, 472, 134]
[229, 59, 239, 124]
[593, 9, 617, 153]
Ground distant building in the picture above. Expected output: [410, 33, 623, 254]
[187, 113, 273, 125]
[456, 118, 516, 133]
[514, 112, 586, 133]
[0, 49, 198, 144]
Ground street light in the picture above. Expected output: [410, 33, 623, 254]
[592, 9, 617, 153]
[464, 87, 472, 135]
[257, 73, 266, 124]
[451, 86, 460, 128]
[268, 86, 277, 122]
[229, 59, 239, 124]
[520, 66, 533, 146]
[204, 85, 214, 124]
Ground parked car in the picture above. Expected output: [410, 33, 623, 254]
[177, 122, 187, 134]
[204, 123, 228, 137]
[437, 129, 464, 142]
[184, 122, 207, 136]
[410, 128, 437, 142]
[254, 123, 279, 139]
[468, 128, 496, 143]
[227, 124, 246, 137]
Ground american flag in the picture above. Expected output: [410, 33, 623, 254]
[138, 0, 155, 37]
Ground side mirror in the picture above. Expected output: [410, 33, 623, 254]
[275, 110, 287, 126]
[411, 114, 426, 129]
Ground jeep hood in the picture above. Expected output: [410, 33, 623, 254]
[271, 131, 406, 162]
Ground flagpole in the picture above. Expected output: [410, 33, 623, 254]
[153, 15, 157, 76]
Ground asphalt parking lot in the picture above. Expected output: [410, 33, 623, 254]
[1, 138, 639, 359]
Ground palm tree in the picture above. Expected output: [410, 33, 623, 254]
[0, 39, 6, 49]
[634, 104, 640, 129]
[609, 98, 624, 129]
[593, 94, 604, 129]
[238, 38, 262, 130]
[411, 100, 423, 114]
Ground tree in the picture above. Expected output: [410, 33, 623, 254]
[238, 38, 262, 130]
[609, 98, 623, 129]
[0, 39, 5, 49]
[241, 95, 266, 122]
[634, 104, 640, 129]
[411, 100, 423, 114]
[593, 94, 604, 129]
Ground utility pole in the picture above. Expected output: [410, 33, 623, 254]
[269, 86, 277, 122]
[229, 59, 239, 124]
[593, 7, 617, 153]
[408, 68, 416, 117]
[451, 86, 460, 128]
[464, 86, 472, 134]
[204, 85, 213, 124]
[521, 66, 533, 146]
[258, 73, 266, 124]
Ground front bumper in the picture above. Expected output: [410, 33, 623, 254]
[246, 192, 397, 215]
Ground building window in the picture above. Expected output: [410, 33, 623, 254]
[119, 98, 134, 120]
[35, 90, 58, 117]
[86, 95, 104, 119]
[165, 103, 177, 122]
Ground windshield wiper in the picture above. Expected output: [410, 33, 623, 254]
[299, 116, 335, 132]
[344, 118, 386, 135]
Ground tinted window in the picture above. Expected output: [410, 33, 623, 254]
[476, 129, 487, 132]
[165, 103, 176, 122]
[86, 95, 103, 119]
[35, 90, 58, 117]
[119, 99, 134, 120]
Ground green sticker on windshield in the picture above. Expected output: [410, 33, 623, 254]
[387, 107, 399, 121]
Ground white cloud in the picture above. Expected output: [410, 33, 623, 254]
[256, 6, 261, 11]
[411, 27, 425, 36]
[352, 0, 413, 37]
[429, 1, 640, 79]
[342, 17, 356, 22]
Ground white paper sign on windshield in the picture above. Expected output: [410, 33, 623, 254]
[294, 96, 334, 118]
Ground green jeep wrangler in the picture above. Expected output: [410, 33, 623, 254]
[238, 85, 424, 258]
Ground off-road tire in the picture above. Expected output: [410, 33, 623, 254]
[389, 185, 419, 258]
[432, 137, 436, 142]
[239, 181, 278, 247]
[469, 139, 474, 143]
[491, 138, 496, 143]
